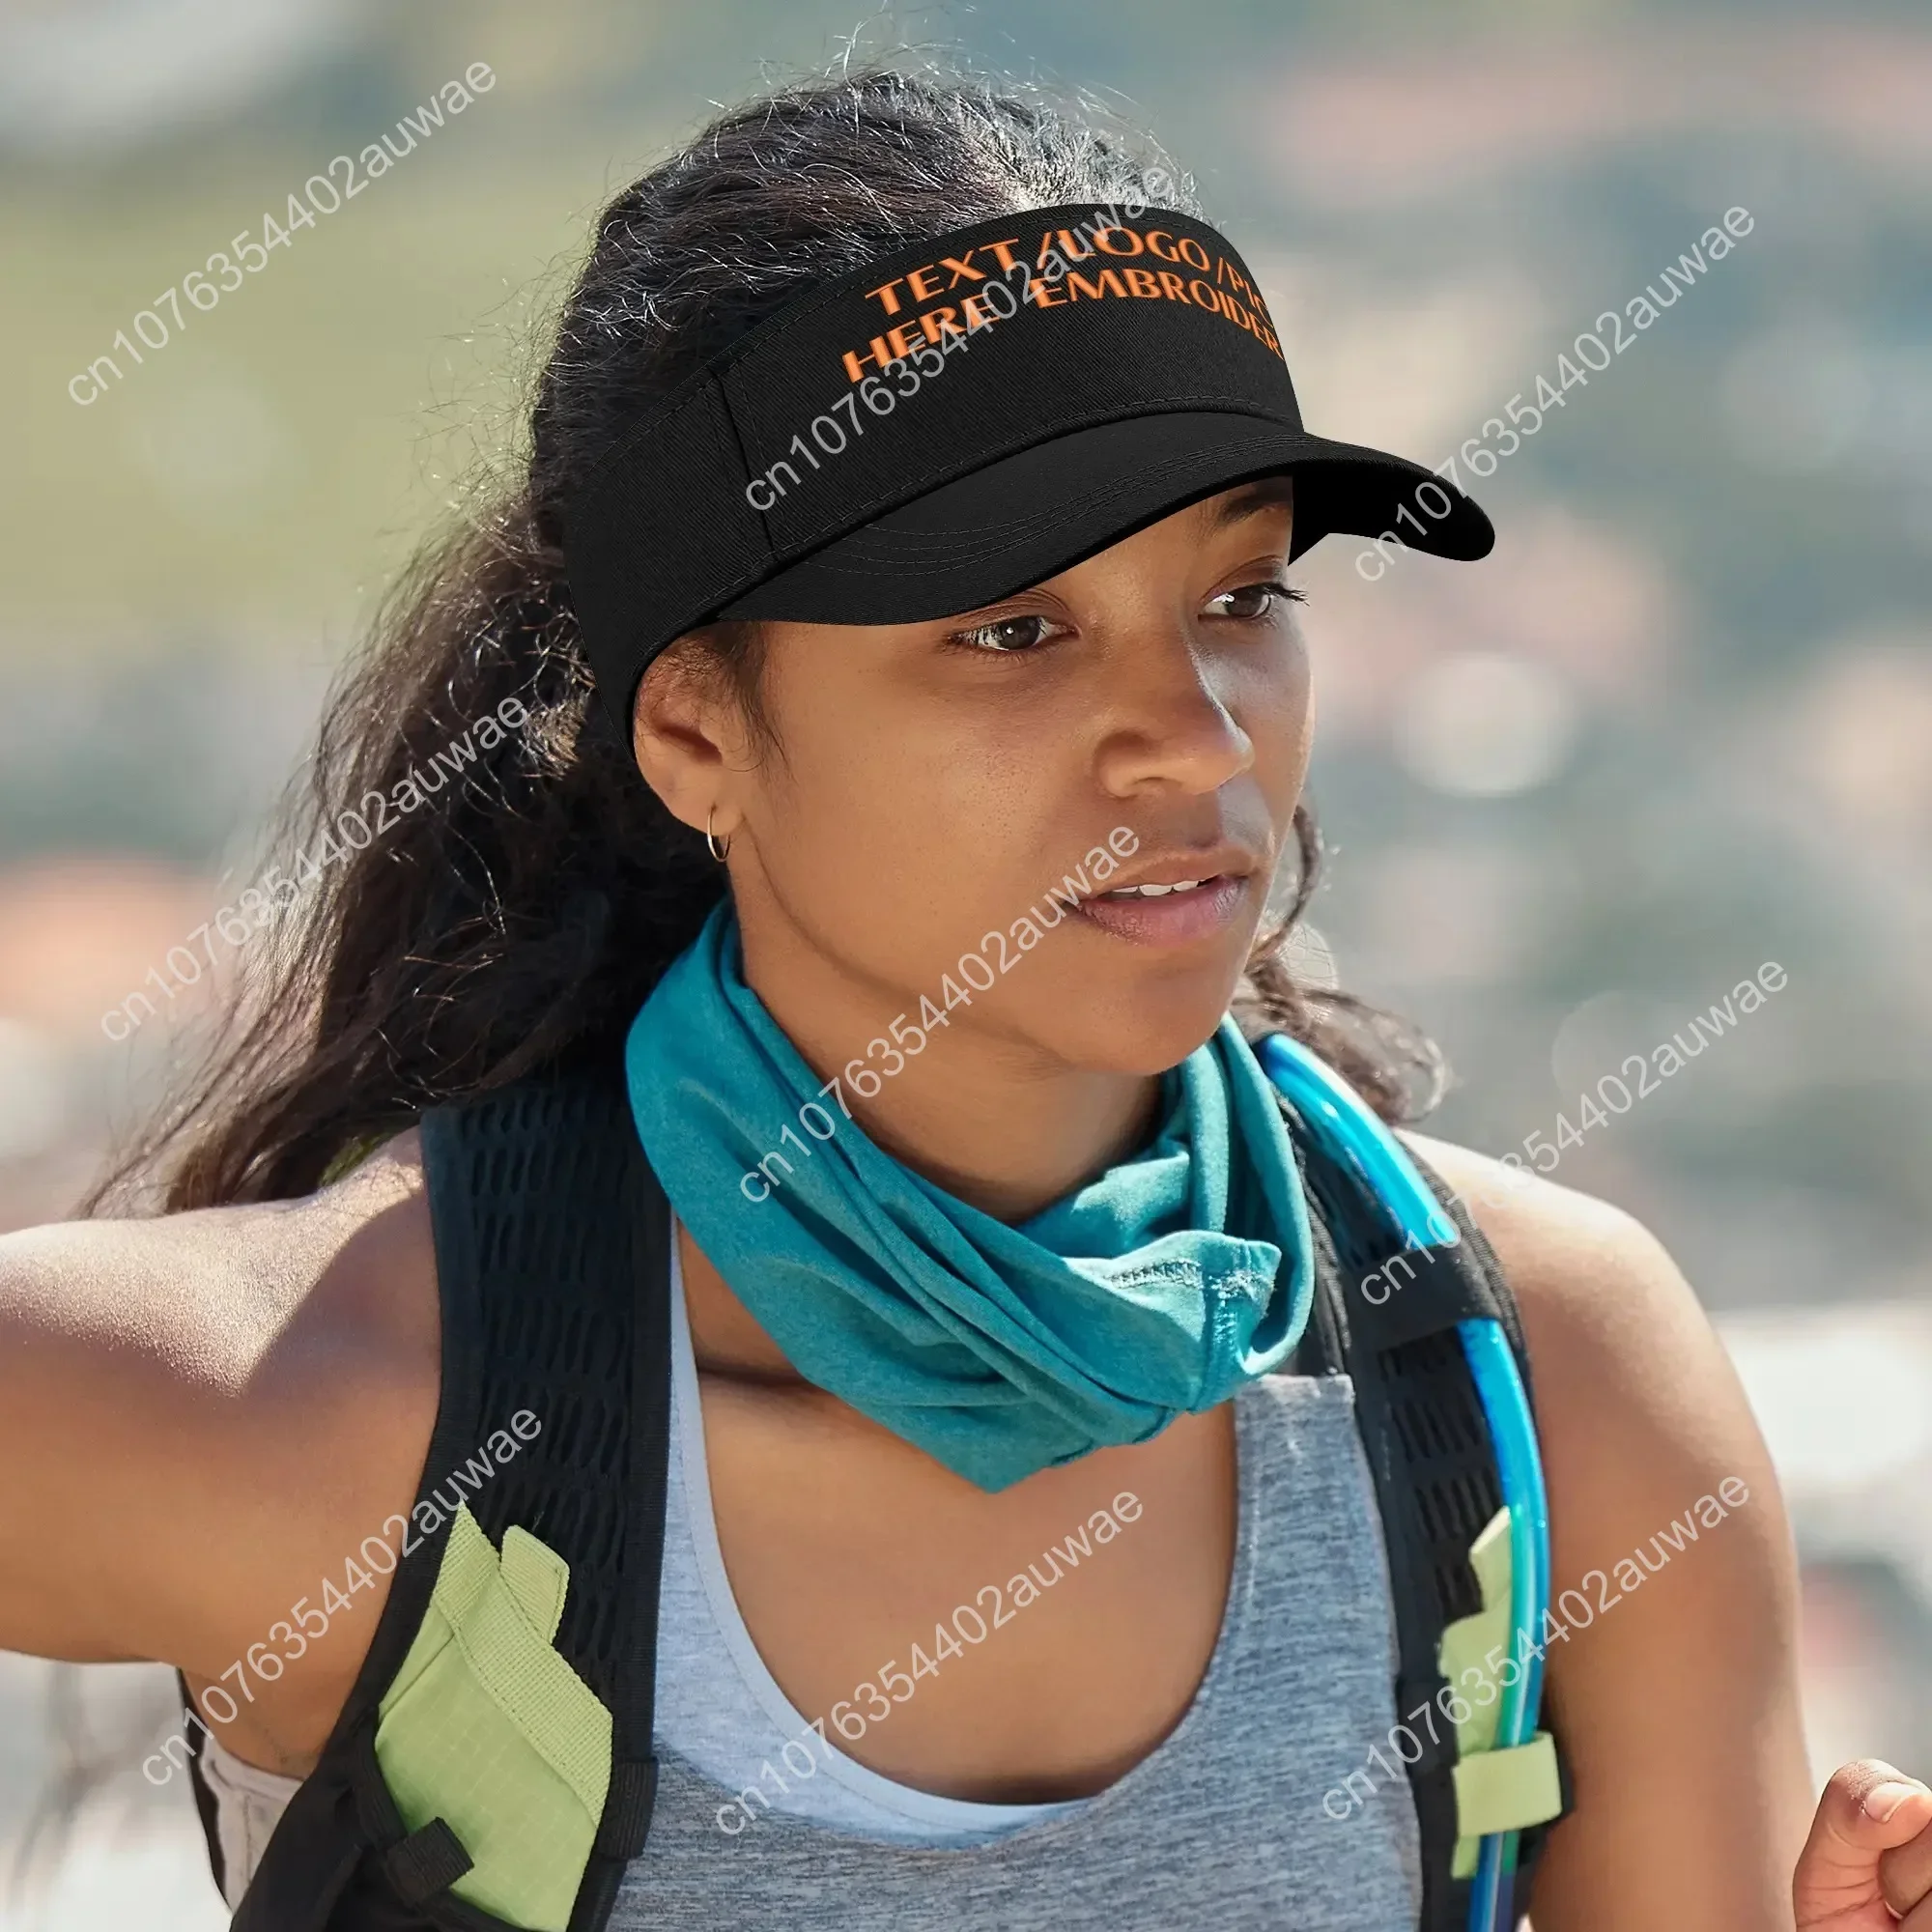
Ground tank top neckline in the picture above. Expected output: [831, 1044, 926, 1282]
[664, 1212, 1265, 1850]
[667, 1216, 1092, 1831]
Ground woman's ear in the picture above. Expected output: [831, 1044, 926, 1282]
[629, 638, 738, 838]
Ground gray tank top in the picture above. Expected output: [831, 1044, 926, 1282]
[611, 1362, 1424, 1928]
[199, 1213, 1424, 1926]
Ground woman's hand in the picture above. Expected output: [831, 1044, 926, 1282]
[1795, 1759, 1932, 1929]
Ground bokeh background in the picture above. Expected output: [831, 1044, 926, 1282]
[3, 0, 1930, 1921]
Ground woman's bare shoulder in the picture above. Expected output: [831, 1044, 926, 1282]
[1396, 1130, 1812, 1921]
[0, 1133, 440, 1680]
[0, 1132, 436, 1381]
[1396, 1129, 1756, 1436]
[1394, 1127, 1776, 1520]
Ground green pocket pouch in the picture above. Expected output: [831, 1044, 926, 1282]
[374, 1503, 612, 1931]
[1435, 1505, 1564, 1878]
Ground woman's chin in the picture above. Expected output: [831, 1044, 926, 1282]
[1021, 976, 1248, 1076]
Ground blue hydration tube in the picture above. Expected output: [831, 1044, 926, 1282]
[1256, 1032, 1552, 1932]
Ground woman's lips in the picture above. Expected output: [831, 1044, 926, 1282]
[1071, 873, 1251, 946]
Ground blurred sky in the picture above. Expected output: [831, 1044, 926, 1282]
[1, 0, 1930, 1921]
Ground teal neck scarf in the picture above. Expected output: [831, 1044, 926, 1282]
[623, 898, 1314, 1492]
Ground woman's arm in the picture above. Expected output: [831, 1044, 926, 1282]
[0, 1144, 440, 1772]
[0, 1208, 282, 1666]
[1404, 1134, 1813, 1930]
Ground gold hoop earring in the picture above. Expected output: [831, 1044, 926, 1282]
[704, 806, 731, 864]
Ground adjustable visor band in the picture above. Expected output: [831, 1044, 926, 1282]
[559, 202, 1493, 732]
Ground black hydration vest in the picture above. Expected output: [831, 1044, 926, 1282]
[185, 1038, 1569, 1930]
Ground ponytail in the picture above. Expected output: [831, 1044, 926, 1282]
[83, 495, 744, 1213]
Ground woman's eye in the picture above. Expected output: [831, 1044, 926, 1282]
[949, 612, 1061, 654]
[1208, 580, 1302, 621]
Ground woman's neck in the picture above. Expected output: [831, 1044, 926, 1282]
[737, 901, 1169, 1225]
[837, 1043, 1168, 1222]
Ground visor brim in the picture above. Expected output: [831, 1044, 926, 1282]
[716, 411, 1491, 625]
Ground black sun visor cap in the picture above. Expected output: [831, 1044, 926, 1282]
[561, 202, 1493, 731]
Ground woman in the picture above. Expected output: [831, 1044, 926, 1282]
[1, 64, 1927, 1932]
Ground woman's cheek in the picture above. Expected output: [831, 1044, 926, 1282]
[1240, 632, 1312, 811]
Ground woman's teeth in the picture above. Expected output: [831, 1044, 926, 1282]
[1100, 877, 1211, 898]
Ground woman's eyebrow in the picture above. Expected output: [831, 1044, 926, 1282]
[1205, 475, 1296, 530]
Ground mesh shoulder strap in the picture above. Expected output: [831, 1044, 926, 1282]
[1286, 1110, 1570, 1931]
[215, 1048, 670, 1932]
